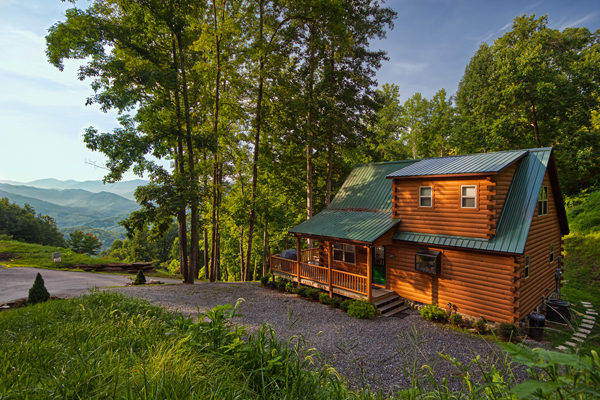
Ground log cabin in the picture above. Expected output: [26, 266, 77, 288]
[270, 148, 569, 323]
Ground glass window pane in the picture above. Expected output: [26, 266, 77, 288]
[333, 243, 343, 250]
[463, 186, 476, 197]
[345, 252, 355, 264]
[333, 250, 343, 261]
[462, 197, 475, 208]
[420, 187, 431, 197]
[420, 197, 431, 207]
[344, 244, 354, 252]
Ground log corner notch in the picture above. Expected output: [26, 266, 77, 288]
[483, 177, 497, 239]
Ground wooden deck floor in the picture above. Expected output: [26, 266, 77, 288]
[272, 270, 395, 302]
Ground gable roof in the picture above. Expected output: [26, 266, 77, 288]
[289, 160, 418, 242]
[386, 149, 527, 178]
[393, 148, 569, 254]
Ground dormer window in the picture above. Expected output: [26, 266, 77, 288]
[419, 186, 432, 207]
[461, 185, 477, 208]
[538, 186, 548, 216]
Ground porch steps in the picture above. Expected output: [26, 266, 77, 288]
[372, 292, 409, 317]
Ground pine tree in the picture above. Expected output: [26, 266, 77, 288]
[28, 272, 50, 305]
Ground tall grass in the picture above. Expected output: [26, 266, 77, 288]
[2, 291, 599, 399]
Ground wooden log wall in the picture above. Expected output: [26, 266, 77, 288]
[392, 176, 499, 239]
[514, 171, 563, 319]
[386, 242, 518, 322]
[320, 241, 367, 277]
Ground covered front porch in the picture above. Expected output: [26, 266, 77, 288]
[270, 245, 393, 303]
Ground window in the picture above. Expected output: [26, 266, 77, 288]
[461, 185, 477, 208]
[415, 249, 442, 274]
[419, 186, 432, 207]
[524, 255, 530, 278]
[550, 243, 554, 263]
[538, 186, 548, 216]
[333, 243, 355, 264]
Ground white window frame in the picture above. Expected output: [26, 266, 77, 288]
[550, 243, 554, 263]
[419, 186, 433, 207]
[333, 243, 356, 264]
[524, 255, 530, 279]
[538, 186, 548, 216]
[460, 185, 477, 209]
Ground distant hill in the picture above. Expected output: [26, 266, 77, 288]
[0, 178, 148, 201]
[0, 184, 139, 231]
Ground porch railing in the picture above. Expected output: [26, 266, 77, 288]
[270, 253, 367, 296]
[300, 248, 319, 263]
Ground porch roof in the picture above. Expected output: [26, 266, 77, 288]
[289, 210, 399, 243]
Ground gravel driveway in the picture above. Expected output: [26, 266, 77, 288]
[105, 282, 519, 394]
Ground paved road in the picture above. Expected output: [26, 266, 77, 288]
[0, 267, 181, 303]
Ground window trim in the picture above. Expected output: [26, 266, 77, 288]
[550, 243, 555, 263]
[460, 185, 478, 209]
[524, 255, 530, 279]
[538, 186, 548, 216]
[419, 186, 433, 208]
[333, 243, 356, 265]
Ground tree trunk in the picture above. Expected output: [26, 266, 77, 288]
[529, 100, 542, 147]
[326, 54, 334, 207]
[306, 24, 316, 248]
[262, 220, 268, 277]
[239, 226, 245, 281]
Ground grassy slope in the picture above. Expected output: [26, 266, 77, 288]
[0, 292, 356, 399]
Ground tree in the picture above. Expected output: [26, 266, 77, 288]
[68, 230, 102, 256]
[28, 273, 50, 305]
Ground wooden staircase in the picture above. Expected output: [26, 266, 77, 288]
[372, 290, 409, 317]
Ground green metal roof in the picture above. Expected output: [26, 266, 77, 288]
[329, 160, 419, 211]
[393, 148, 568, 254]
[289, 160, 418, 242]
[386, 149, 527, 178]
[289, 210, 399, 243]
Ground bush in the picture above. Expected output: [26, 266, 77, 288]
[449, 314, 463, 327]
[260, 274, 271, 286]
[305, 288, 321, 301]
[27, 272, 50, 305]
[420, 303, 447, 322]
[277, 279, 288, 291]
[340, 299, 353, 312]
[497, 322, 520, 342]
[330, 297, 343, 308]
[319, 292, 329, 304]
[285, 281, 295, 293]
[473, 319, 488, 334]
[133, 270, 146, 285]
[293, 286, 307, 297]
[347, 300, 377, 319]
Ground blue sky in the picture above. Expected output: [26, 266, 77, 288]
[0, 0, 599, 183]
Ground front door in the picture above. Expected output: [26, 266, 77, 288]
[373, 245, 386, 286]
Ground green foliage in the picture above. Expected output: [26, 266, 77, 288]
[277, 279, 288, 291]
[497, 322, 521, 342]
[68, 230, 102, 256]
[330, 297, 343, 308]
[27, 272, 50, 305]
[304, 288, 321, 301]
[347, 300, 377, 319]
[449, 314, 463, 327]
[0, 198, 66, 246]
[420, 303, 448, 322]
[285, 281, 295, 293]
[293, 286, 308, 298]
[340, 299, 353, 312]
[473, 319, 488, 334]
[319, 292, 330, 304]
[260, 274, 271, 287]
[60, 227, 125, 251]
[133, 269, 146, 285]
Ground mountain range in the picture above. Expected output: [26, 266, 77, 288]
[0, 180, 145, 245]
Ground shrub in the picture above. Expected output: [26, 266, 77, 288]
[340, 299, 353, 312]
[497, 322, 520, 342]
[27, 272, 50, 305]
[277, 279, 288, 291]
[347, 300, 377, 319]
[330, 297, 343, 308]
[420, 303, 447, 322]
[293, 286, 307, 297]
[473, 319, 488, 334]
[260, 274, 270, 286]
[305, 288, 321, 301]
[268, 279, 278, 289]
[449, 314, 463, 327]
[133, 269, 146, 285]
[285, 281, 295, 293]
[319, 292, 329, 304]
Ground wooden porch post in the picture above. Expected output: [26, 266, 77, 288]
[327, 241, 333, 297]
[296, 236, 301, 284]
[366, 245, 372, 302]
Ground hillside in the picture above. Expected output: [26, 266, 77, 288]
[0, 184, 139, 232]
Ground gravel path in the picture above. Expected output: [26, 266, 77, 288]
[101, 282, 519, 394]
